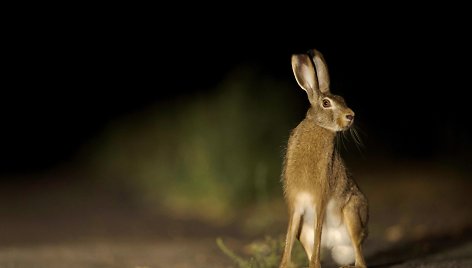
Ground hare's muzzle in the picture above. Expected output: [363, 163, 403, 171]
[343, 112, 355, 128]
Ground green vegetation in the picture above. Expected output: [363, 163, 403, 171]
[216, 236, 308, 268]
[84, 65, 303, 222]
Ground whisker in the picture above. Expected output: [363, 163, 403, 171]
[350, 128, 359, 151]
[336, 125, 366, 154]
[350, 128, 357, 145]
[353, 126, 365, 147]
[350, 125, 365, 154]
[341, 130, 348, 151]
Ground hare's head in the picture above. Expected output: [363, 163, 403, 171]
[291, 49, 354, 132]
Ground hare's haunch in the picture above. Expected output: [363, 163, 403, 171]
[280, 49, 368, 268]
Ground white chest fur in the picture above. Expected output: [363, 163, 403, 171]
[295, 192, 355, 266]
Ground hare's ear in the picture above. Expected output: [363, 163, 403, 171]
[310, 49, 330, 93]
[291, 54, 319, 103]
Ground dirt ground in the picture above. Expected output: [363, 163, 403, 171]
[0, 160, 471, 268]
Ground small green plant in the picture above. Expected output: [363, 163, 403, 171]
[216, 237, 252, 268]
[216, 236, 308, 268]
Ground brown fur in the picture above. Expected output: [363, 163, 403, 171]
[280, 49, 368, 268]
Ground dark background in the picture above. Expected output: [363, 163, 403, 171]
[2, 9, 471, 176]
[1, 8, 471, 267]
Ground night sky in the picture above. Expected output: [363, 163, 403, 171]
[2, 9, 471, 175]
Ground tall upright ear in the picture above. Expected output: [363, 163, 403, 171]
[311, 49, 330, 93]
[291, 54, 319, 103]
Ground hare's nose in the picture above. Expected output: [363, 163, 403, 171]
[346, 114, 354, 121]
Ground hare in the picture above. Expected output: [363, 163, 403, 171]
[279, 49, 368, 268]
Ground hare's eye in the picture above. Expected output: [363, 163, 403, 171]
[322, 99, 331, 108]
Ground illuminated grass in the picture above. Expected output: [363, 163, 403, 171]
[83, 66, 302, 222]
[216, 236, 308, 268]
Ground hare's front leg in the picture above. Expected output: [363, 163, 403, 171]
[309, 202, 325, 268]
[342, 196, 368, 268]
[280, 208, 302, 268]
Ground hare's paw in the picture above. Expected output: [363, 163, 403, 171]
[279, 260, 296, 268]
[308, 261, 321, 268]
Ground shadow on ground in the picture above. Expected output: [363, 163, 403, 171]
[368, 227, 472, 267]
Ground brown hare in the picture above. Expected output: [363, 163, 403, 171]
[280, 49, 368, 268]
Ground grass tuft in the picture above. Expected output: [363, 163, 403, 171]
[217, 236, 308, 268]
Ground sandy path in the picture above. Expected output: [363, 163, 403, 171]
[0, 161, 471, 267]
